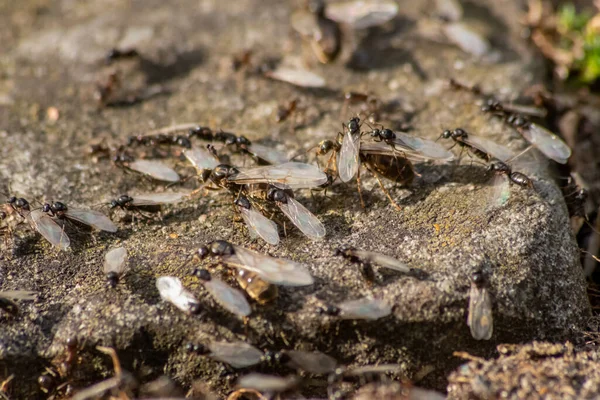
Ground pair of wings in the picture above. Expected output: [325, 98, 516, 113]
[185, 147, 328, 190]
[338, 131, 455, 182]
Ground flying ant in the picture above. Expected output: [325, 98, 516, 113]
[468, 269, 493, 340]
[4, 197, 70, 249]
[42, 201, 117, 233]
[103, 247, 129, 288]
[191, 268, 252, 318]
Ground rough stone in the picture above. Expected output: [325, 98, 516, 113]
[0, 0, 591, 398]
[447, 342, 600, 399]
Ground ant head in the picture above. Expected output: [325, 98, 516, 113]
[441, 129, 452, 139]
[236, 136, 252, 148]
[14, 198, 29, 210]
[42, 203, 52, 213]
[106, 272, 119, 288]
[193, 268, 212, 282]
[209, 240, 235, 256]
[189, 302, 202, 315]
[267, 188, 288, 203]
[175, 136, 192, 149]
[317, 140, 335, 155]
[234, 196, 251, 209]
[318, 304, 340, 316]
[471, 269, 487, 287]
[347, 117, 360, 133]
[197, 246, 210, 259]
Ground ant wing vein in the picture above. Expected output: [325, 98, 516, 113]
[104, 247, 128, 275]
[0, 290, 37, 300]
[462, 135, 515, 162]
[518, 123, 571, 164]
[337, 297, 391, 320]
[65, 207, 117, 232]
[230, 162, 328, 189]
[184, 146, 220, 171]
[232, 246, 314, 286]
[354, 250, 410, 273]
[267, 66, 326, 88]
[208, 342, 263, 368]
[338, 131, 360, 182]
[156, 276, 198, 313]
[277, 196, 326, 240]
[468, 285, 493, 340]
[326, 0, 399, 29]
[248, 144, 289, 165]
[393, 132, 455, 161]
[236, 373, 299, 392]
[128, 159, 180, 182]
[203, 278, 252, 317]
[238, 206, 280, 246]
[130, 192, 189, 206]
[26, 209, 70, 250]
[284, 350, 338, 374]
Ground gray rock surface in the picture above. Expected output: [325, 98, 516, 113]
[0, 0, 591, 398]
[447, 342, 600, 399]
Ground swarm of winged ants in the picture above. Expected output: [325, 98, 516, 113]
[0, 0, 583, 399]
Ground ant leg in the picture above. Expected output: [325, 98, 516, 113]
[356, 164, 366, 209]
[366, 165, 402, 211]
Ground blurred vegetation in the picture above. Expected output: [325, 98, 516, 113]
[527, 0, 600, 85]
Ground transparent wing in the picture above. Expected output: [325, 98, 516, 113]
[345, 364, 402, 376]
[338, 131, 360, 182]
[326, 0, 399, 29]
[184, 146, 220, 171]
[26, 209, 70, 250]
[351, 250, 410, 273]
[392, 132, 455, 161]
[156, 276, 199, 314]
[130, 191, 190, 206]
[236, 374, 299, 392]
[103, 246, 128, 275]
[359, 141, 428, 164]
[337, 297, 391, 320]
[203, 278, 252, 317]
[518, 123, 571, 164]
[128, 159, 180, 182]
[249, 144, 289, 165]
[230, 245, 314, 286]
[266, 66, 326, 88]
[239, 206, 280, 246]
[461, 135, 515, 162]
[277, 196, 326, 240]
[468, 285, 493, 340]
[443, 22, 490, 57]
[229, 162, 328, 189]
[0, 290, 37, 300]
[208, 342, 263, 368]
[65, 207, 117, 232]
[501, 103, 547, 118]
[284, 350, 337, 374]
[486, 174, 510, 210]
